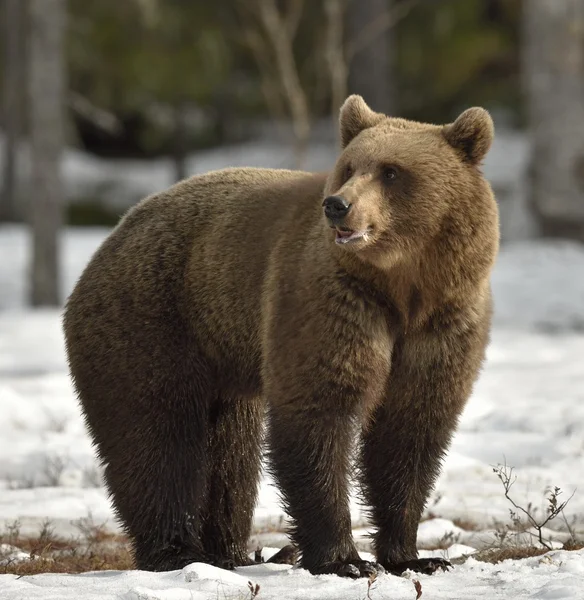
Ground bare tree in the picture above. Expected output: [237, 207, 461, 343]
[27, 0, 66, 306]
[1, 0, 26, 222]
[238, 0, 417, 162]
[237, 0, 311, 168]
[523, 0, 584, 240]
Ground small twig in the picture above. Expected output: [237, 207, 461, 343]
[493, 462, 575, 551]
[560, 506, 579, 546]
[248, 580, 260, 599]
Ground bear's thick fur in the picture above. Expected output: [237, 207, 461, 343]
[64, 96, 499, 578]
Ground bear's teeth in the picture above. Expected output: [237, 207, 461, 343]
[335, 229, 366, 245]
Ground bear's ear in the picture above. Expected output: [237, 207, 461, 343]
[442, 107, 494, 165]
[339, 95, 384, 148]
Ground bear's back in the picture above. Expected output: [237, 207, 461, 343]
[65, 167, 327, 392]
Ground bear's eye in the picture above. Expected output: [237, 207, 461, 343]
[344, 165, 353, 181]
[383, 166, 398, 182]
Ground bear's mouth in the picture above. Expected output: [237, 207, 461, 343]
[333, 226, 372, 245]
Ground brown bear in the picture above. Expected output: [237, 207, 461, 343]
[63, 95, 499, 578]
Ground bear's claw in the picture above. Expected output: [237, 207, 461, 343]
[387, 557, 452, 576]
[315, 559, 385, 578]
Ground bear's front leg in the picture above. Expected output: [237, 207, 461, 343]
[262, 265, 392, 577]
[268, 393, 382, 578]
[264, 309, 391, 576]
[361, 321, 490, 575]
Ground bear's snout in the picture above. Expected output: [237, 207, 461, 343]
[323, 195, 352, 223]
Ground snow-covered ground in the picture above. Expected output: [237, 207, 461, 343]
[2, 549, 584, 600]
[1, 226, 584, 599]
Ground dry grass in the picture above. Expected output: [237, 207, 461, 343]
[0, 518, 133, 576]
[1, 515, 293, 577]
[473, 541, 584, 565]
[473, 546, 550, 563]
[561, 540, 584, 552]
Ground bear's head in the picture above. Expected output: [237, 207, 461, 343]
[323, 95, 498, 276]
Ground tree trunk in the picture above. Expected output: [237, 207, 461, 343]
[346, 0, 394, 114]
[28, 0, 66, 306]
[523, 0, 584, 240]
[1, 0, 25, 222]
[256, 0, 311, 169]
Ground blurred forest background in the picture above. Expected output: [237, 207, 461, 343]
[1, 0, 583, 306]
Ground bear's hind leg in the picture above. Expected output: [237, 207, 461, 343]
[200, 392, 264, 569]
[104, 399, 212, 572]
[93, 359, 215, 572]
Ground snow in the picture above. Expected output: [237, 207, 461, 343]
[2, 223, 584, 598]
[0, 544, 29, 565]
[2, 550, 584, 599]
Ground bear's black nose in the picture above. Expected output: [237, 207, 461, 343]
[323, 195, 352, 221]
